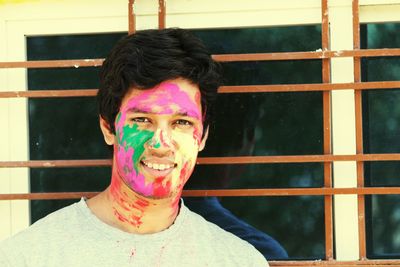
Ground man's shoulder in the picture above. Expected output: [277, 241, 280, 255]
[185, 205, 252, 245]
[183, 204, 268, 266]
[8, 200, 81, 238]
[0, 199, 83, 262]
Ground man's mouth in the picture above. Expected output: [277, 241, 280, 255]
[140, 160, 177, 176]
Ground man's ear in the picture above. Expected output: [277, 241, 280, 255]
[99, 116, 115, 146]
[198, 127, 209, 152]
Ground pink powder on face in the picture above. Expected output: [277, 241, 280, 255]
[117, 145, 134, 175]
[159, 130, 172, 148]
[116, 146, 154, 196]
[114, 81, 203, 198]
[117, 82, 202, 135]
[192, 127, 202, 145]
[195, 91, 201, 110]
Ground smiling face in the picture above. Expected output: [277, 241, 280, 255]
[108, 79, 206, 199]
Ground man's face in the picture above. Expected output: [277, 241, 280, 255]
[113, 79, 206, 199]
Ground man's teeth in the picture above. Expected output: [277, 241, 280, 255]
[143, 161, 174, 171]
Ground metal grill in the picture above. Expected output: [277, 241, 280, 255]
[1, 0, 400, 265]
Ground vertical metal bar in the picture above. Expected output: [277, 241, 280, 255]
[128, 0, 136, 34]
[352, 0, 367, 260]
[321, 0, 333, 260]
[158, 0, 166, 29]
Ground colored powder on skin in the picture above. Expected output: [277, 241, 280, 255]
[130, 213, 143, 227]
[133, 198, 150, 210]
[119, 124, 154, 174]
[113, 208, 129, 224]
[192, 127, 202, 145]
[179, 162, 191, 181]
[151, 129, 169, 149]
[113, 197, 146, 226]
[153, 142, 161, 149]
[153, 177, 172, 197]
[159, 130, 169, 148]
[110, 172, 131, 212]
[110, 167, 151, 227]
[114, 81, 203, 198]
[117, 82, 202, 122]
[115, 120, 156, 196]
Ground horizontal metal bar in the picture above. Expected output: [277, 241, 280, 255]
[2, 154, 400, 169]
[2, 187, 400, 200]
[213, 48, 400, 62]
[184, 187, 400, 197]
[198, 154, 400, 164]
[0, 159, 112, 168]
[218, 81, 400, 93]
[1, 49, 399, 69]
[0, 192, 98, 200]
[0, 89, 98, 98]
[1, 81, 400, 99]
[0, 59, 104, 69]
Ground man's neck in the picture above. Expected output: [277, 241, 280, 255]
[87, 167, 181, 234]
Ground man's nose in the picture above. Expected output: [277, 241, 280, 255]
[146, 128, 173, 153]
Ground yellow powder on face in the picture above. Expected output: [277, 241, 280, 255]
[168, 130, 199, 192]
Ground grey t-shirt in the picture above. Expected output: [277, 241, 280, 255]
[0, 199, 268, 266]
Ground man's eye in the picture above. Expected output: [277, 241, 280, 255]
[174, 120, 193, 127]
[131, 117, 151, 123]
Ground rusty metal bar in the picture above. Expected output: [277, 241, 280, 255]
[1, 48, 400, 69]
[0, 159, 112, 168]
[0, 89, 98, 98]
[158, 0, 166, 29]
[217, 81, 400, 93]
[3, 154, 400, 168]
[128, 0, 136, 34]
[213, 48, 400, 62]
[197, 154, 400, 164]
[352, 0, 367, 260]
[321, 0, 333, 260]
[1, 81, 400, 99]
[2, 187, 400, 201]
[0, 192, 98, 200]
[0, 59, 104, 69]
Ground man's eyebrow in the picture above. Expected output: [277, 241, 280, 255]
[176, 110, 202, 120]
[125, 107, 201, 119]
[176, 111, 190, 117]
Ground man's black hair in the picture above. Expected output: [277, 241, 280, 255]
[97, 28, 222, 138]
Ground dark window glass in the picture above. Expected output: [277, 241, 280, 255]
[188, 163, 323, 190]
[28, 25, 323, 259]
[220, 196, 325, 260]
[367, 195, 400, 259]
[361, 23, 400, 258]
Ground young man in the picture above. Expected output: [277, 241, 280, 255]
[0, 28, 268, 266]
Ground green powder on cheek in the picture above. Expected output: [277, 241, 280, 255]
[153, 142, 161, 149]
[119, 124, 154, 173]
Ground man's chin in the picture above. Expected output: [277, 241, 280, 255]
[129, 181, 180, 200]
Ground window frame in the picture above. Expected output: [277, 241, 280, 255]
[1, 0, 400, 265]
